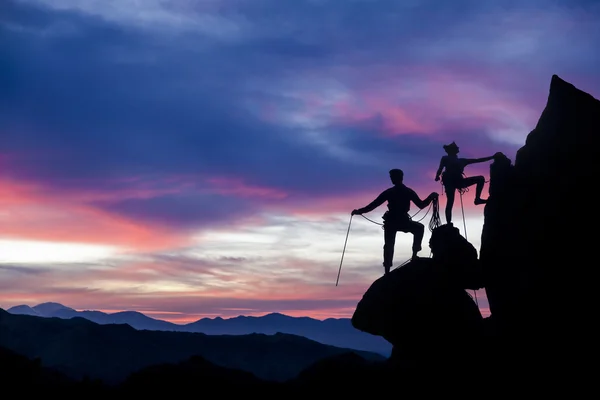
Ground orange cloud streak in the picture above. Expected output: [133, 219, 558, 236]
[0, 177, 189, 251]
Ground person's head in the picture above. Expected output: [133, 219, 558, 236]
[443, 141, 459, 155]
[389, 168, 404, 185]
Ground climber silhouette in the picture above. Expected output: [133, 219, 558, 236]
[434, 142, 499, 224]
[352, 169, 438, 275]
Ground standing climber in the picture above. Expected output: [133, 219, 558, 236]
[351, 169, 438, 275]
[434, 141, 500, 224]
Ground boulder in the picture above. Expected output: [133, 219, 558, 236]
[352, 224, 484, 364]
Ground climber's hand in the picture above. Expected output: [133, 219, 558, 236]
[351, 209, 361, 216]
[432, 192, 439, 198]
[435, 175, 440, 182]
[494, 151, 504, 159]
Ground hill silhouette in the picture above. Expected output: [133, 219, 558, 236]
[0, 308, 383, 384]
[120, 355, 281, 394]
[7, 302, 391, 356]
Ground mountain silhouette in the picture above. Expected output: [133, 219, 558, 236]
[7, 302, 391, 356]
[0, 308, 383, 385]
[7, 302, 180, 331]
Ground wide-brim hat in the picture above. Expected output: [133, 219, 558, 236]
[443, 141, 459, 152]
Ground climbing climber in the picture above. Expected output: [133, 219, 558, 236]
[351, 168, 438, 275]
[434, 141, 501, 225]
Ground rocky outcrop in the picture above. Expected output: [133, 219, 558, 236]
[351, 224, 484, 366]
[480, 74, 599, 381]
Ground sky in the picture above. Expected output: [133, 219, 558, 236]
[1, 0, 599, 324]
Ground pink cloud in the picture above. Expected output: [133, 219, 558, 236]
[0, 177, 190, 250]
[0, 250, 375, 322]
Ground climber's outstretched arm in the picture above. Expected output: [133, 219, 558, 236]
[409, 190, 438, 209]
[463, 155, 495, 165]
[352, 190, 389, 215]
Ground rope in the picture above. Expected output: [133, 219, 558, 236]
[360, 194, 439, 229]
[360, 214, 383, 226]
[392, 249, 433, 271]
[335, 215, 353, 286]
[458, 189, 479, 307]
[441, 180, 479, 307]
[429, 195, 441, 232]
[360, 195, 440, 273]
[360, 204, 429, 227]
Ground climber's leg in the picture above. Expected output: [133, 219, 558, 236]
[401, 221, 424, 259]
[461, 176, 487, 204]
[383, 226, 397, 274]
[444, 186, 455, 224]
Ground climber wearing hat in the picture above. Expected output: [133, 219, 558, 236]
[435, 142, 500, 224]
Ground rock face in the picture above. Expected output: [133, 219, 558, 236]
[480, 75, 599, 379]
[351, 224, 484, 365]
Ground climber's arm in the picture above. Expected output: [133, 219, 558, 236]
[352, 190, 389, 215]
[435, 156, 446, 181]
[463, 155, 495, 165]
[409, 189, 438, 209]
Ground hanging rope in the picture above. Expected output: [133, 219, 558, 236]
[457, 187, 479, 307]
[360, 194, 440, 273]
[429, 195, 441, 232]
[440, 181, 479, 307]
[359, 203, 430, 227]
[360, 194, 440, 233]
[335, 215, 353, 286]
[360, 214, 383, 226]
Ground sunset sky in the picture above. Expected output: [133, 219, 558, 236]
[1, 0, 599, 323]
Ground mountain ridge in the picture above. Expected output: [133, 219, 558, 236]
[6, 302, 392, 356]
[0, 308, 384, 384]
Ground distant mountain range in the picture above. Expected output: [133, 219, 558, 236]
[0, 307, 384, 384]
[6, 302, 392, 356]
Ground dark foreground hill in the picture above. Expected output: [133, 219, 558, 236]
[0, 308, 383, 385]
[0, 342, 485, 395]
